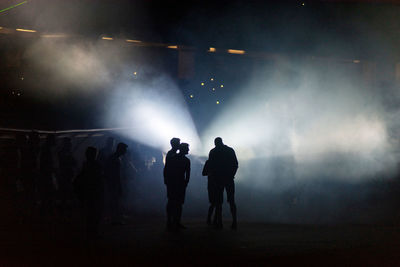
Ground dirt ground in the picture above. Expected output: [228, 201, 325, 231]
[1, 216, 400, 267]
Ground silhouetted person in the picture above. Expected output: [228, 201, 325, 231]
[57, 137, 77, 214]
[164, 142, 190, 231]
[39, 134, 57, 216]
[208, 137, 238, 229]
[202, 159, 217, 226]
[98, 137, 115, 221]
[98, 137, 115, 166]
[15, 133, 28, 221]
[75, 147, 104, 239]
[104, 142, 128, 224]
[163, 137, 180, 229]
[20, 131, 40, 220]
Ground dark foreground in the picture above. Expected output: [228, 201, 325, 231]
[2, 217, 400, 267]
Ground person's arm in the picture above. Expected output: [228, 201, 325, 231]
[184, 159, 191, 186]
[231, 149, 239, 177]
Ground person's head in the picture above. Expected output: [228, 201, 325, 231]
[214, 137, 223, 147]
[29, 131, 40, 146]
[62, 137, 72, 150]
[85, 146, 97, 162]
[105, 137, 115, 148]
[16, 132, 27, 146]
[179, 143, 189, 155]
[46, 134, 56, 146]
[170, 137, 180, 151]
[116, 142, 128, 156]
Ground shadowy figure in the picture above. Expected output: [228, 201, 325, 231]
[202, 159, 217, 226]
[74, 147, 104, 239]
[164, 137, 180, 229]
[98, 137, 115, 166]
[104, 142, 128, 224]
[207, 137, 238, 229]
[98, 137, 115, 222]
[21, 131, 40, 221]
[164, 141, 190, 231]
[57, 137, 77, 215]
[39, 134, 57, 216]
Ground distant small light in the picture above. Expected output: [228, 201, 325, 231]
[20, 77, 24, 80]
[210, 78, 214, 81]
[208, 47, 216, 52]
[126, 39, 142, 43]
[133, 72, 137, 76]
[216, 100, 220, 104]
[167, 45, 178, 49]
[227, 49, 245, 55]
[12, 91, 15, 95]
[16, 28, 36, 33]
[353, 59, 361, 64]
[41, 34, 67, 38]
[220, 84, 224, 88]
[190, 94, 194, 98]
[301, 2, 305, 6]
[17, 93, 21, 96]
[102, 37, 113, 40]
[201, 82, 205, 86]
[212, 88, 215, 91]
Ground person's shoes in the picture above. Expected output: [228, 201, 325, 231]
[111, 220, 126, 226]
[167, 223, 178, 232]
[231, 221, 237, 230]
[177, 223, 187, 229]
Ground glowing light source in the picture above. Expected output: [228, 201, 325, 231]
[190, 94, 194, 98]
[216, 100, 220, 104]
[301, 2, 305, 6]
[220, 84, 224, 88]
[167, 45, 178, 49]
[0, 1, 28, 14]
[41, 34, 67, 38]
[16, 28, 36, 33]
[353, 60, 361, 64]
[227, 49, 245, 55]
[102, 37, 113, 40]
[212, 88, 215, 91]
[208, 47, 216, 52]
[210, 78, 214, 81]
[133, 72, 137, 76]
[126, 39, 142, 43]
[201, 82, 205, 86]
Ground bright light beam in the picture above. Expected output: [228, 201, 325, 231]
[0, 1, 28, 14]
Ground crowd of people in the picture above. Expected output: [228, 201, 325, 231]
[0, 131, 239, 239]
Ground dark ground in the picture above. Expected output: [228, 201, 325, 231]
[2, 215, 400, 267]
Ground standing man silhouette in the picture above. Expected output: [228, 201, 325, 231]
[208, 137, 238, 229]
[164, 137, 180, 230]
[164, 140, 190, 231]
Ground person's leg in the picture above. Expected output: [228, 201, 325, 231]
[176, 186, 186, 229]
[207, 204, 215, 225]
[226, 180, 237, 229]
[215, 183, 224, 229]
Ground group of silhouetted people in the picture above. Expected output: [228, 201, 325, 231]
[74, 139, 128, 238]
[7, 131, 238, 238]
[163, 137, 238, 231]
